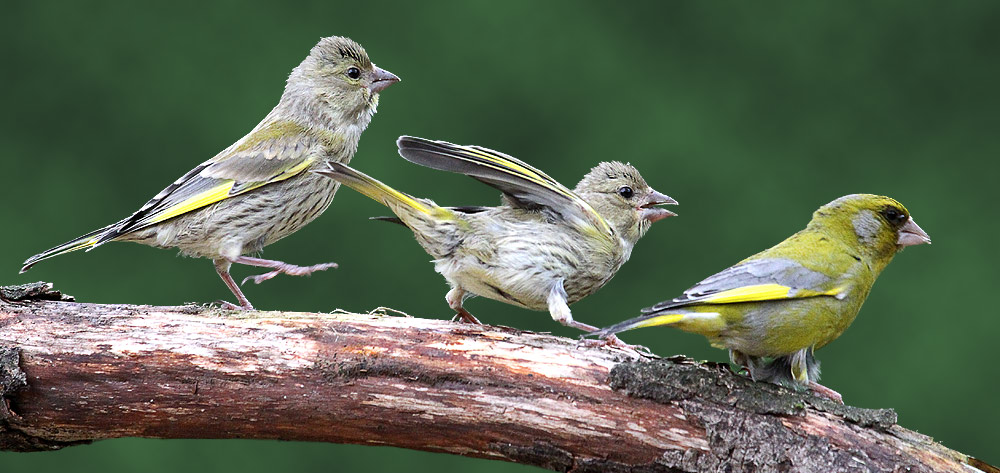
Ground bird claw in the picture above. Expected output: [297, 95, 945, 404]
[212, 299, 252, 311]
[241, 262, 338, 285]
[242, 270, 280, 285]
[450, 309, 482, 324]
[576, 334, 657, 358]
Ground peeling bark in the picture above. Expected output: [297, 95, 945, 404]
[0, 282, 995, 473]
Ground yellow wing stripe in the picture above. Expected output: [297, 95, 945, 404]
[575, 201, 612, 235]
[464, 148, 566, 193]
[148, 181, 236, 224]
[147, 159, 316, 225]
[268, 159, 314, 184]
[701, 284, 792, 304]
[461, 147, 612, 234]
[796, 287, 845, 298]
[463, 148, 568, 194]
[632, 313, 686, 329]
[698, 284, 844, 304]
[77, 237, 100, 251]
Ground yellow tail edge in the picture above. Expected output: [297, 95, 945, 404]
[317, 163, 450, 219]
[20, 231, 105, 273]
[590, 312, 685, 339]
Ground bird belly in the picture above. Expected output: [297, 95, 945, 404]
[715, 297, 853, 358]
[438, 257, 549, 311]
[431, 215, 621, 313]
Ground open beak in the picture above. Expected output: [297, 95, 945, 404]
[639, 189, 678, 223]
[369, 65, 400, 94]
[897, 216, 931, 247]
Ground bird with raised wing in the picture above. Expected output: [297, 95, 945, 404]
[316, 136, 676, 345]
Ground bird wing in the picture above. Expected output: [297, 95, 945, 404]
[644, 257, 846, 313]
[97, 120, 325, 243]
[395, 136, 613, 236]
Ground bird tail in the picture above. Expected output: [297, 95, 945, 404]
[313, 163, 453, 224]
[588, 312, 687, 338]
[20, 223, 118, 273]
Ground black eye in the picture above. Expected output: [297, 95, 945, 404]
[617, 186, 634, 199]
[346, 67, 361, 79]
[881, 207, 907, 226]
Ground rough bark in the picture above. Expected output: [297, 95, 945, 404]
[0, 282, 995, 473]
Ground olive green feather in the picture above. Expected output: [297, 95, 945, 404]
[592, 194, 930, 390]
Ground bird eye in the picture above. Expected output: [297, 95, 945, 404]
[346, 67, 361, 79]
[617, 186, 634, 199]
[881, 207, 907, 226]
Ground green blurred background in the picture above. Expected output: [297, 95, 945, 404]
[2, 1, 997, 470]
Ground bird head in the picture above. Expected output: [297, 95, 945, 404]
[286, 36, 399, 127]
[574, 162, 677, 244]
[810, 194, 931, 270]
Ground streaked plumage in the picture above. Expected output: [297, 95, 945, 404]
[21, 36, 400, 309]
[590, 194, 931, 400]
[316, 136, 677, 337]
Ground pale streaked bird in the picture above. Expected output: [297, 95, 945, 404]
[316, 136, 677, 345]
[589, 194, 931, 402]
[21, 36, 400, 309]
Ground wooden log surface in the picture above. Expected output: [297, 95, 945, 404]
[0, 282, 996, 473]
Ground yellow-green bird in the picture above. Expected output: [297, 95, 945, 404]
[315, 136, 677, 342]
[20, 36, 399, 310]
[590, 194, 930, 400]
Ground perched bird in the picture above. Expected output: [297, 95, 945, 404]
[589, 194, 931, 401]
[315, 136, 677, 342]
[21, 36, 399, 310]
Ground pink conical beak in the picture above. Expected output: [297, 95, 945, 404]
[897, 217, 931, 247]
[640, 190, 678, 223]
[369, 65, 400, 94]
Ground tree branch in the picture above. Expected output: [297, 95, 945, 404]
[0, 282, 995, 473]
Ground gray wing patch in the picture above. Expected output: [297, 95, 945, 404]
[645, 258, 833, 312]
[201, 145, 314, 185]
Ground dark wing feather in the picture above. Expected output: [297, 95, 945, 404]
[396, 136, 611, 234]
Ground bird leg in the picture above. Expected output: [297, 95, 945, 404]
[728, 350, 756, 378]
[736, 349, 845, 404]
[214, 259, 254, 310]
[546, 283, 649, 354]
[236, 256, 338, 285]
[446, 287, 481, 324]
[546, 282, 603, 332]
[791, 348, 843, 403]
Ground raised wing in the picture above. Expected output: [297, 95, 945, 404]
[396, 136, 612, 235]
[644, 257, 845, 313]
[96, 120, 324, 244]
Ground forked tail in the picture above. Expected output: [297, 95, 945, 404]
[20, 224, 117, 273]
